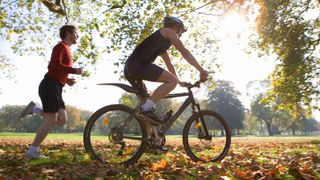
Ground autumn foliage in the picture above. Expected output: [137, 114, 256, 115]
[0, 135, 319, 179]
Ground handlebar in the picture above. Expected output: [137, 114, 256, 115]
[181, 71, 213, 89]
[182, 79, 206, 89]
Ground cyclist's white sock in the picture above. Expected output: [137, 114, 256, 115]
[141, 99, 155, 111]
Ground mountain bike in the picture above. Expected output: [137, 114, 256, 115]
[83, 80, 231, 166]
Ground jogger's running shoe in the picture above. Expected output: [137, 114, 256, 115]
[25, 151, 49, 160]
[16, 101, 36, 121]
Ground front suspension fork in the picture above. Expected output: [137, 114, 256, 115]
[194, 104, 211, 140]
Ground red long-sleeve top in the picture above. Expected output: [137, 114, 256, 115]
[46, 41, 77, 86]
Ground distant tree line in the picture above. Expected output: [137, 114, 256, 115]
[1, 80, 318, 136]
[0, 105, 91, 133]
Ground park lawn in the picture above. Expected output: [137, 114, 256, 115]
[0, 133, 319, 179]
[1, 132, 319, 142]
[0, 132, 84, 142]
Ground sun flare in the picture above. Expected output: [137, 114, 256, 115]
[220, 12, 248, 36]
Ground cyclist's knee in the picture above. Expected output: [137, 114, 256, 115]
[158, 71, 178, 89]
[167, 76, 178, 89]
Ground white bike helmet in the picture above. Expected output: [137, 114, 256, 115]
[164, 16, 187, 32]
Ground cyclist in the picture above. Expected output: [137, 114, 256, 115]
[18, 25, 83, 159]
[124, 16, 208, 131]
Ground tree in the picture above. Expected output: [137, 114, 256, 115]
[207, 80, 244, 135]
[246, 79, 271, 100]
[272, 109, 293, 134]
[251, 93, 275, 136]
[65, 105, 86, 132]
[0, 105, 42, 132]
[254, 0, 320, 119]
[243, 110, 260, 135]
[304, 118, 318, 134]
[0, 105, 21, 131]
[0, 1, 220, 77]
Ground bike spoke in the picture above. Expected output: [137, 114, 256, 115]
[183, 110, 231, 162]
[123, 136, 143, 141]
[83, 105, 147, 165]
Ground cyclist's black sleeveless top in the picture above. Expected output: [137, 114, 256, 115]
[127, 29, 171, 63]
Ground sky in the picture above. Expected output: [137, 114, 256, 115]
[0, 11, 319, 120]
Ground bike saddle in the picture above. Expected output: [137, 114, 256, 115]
[97, 83, 139, 94]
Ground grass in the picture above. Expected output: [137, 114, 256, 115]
[0, 132, 319, 143]
[0, 133, 319, 179]
[0, 132, 84, 142]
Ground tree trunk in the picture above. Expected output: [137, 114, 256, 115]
[220, 128, 225, 136]
[260, 121, 264, 135]
[292, 127, 296, 136]
[266, 122, 273, 136]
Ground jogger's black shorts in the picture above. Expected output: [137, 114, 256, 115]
[38, 74, 66, 113]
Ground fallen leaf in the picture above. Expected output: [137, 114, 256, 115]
[151, 158, 167, 171]
[102, 118, 109, 125]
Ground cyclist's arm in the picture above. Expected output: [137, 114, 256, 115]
[160, 52, 179, 79]
[161, 28, 205, 73]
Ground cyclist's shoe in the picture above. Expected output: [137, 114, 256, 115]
[25, 150, 49, 160]
[17, 101, 36, 121]
[139, 109, 162, 125]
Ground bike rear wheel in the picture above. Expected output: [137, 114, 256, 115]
[83, 104, 147, 166]
[183, 110, 231, 162]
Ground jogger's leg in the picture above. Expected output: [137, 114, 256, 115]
[31, 113, 58, 147]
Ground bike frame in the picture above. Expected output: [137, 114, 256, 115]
[160, 92, 195, 133]
[99, 82, 210, 138]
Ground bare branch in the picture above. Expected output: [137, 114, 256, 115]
[177, 1, 215, 17]
[110, 0, 126, 9]
[197, 11, 222, 17]
[41, 0, 66, 16]
[61, 0, 69, 23]
[0, 0, 19, 11]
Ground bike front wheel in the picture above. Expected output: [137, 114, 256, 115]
[83, 104, 147, 166]
[183, 110, 231, 162]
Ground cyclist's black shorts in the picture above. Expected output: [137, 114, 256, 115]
[38, 74, 66, 113]
[124, 59, 164, 96]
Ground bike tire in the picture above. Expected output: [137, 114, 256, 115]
[183, 110, 231, 162]
[83, 104, 147, 166]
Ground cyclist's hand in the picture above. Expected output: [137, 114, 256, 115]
[74, 68, 83, 75]
[199, 70, 208, 82]
[67, 78, 76, 86]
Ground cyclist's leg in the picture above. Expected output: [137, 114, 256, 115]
[139, 63, 178, 105]
[138, 64, 178, 123]
[124, 66, 153, 134]
[148, 70, 178, 103]
[124, 64, 149, 99]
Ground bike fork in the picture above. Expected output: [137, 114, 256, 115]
[195, 105, 211, 140]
